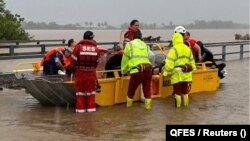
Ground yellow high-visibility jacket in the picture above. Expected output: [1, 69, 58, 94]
[121, 39, 151, 74]
[162, 33, 196, 84]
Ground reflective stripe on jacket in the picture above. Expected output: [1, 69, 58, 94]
[121, 39, 151, 74]
[162, 33, 196, 84]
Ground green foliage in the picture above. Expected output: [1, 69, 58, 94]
[0, 0, 31, 40]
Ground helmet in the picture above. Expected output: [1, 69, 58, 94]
[83, 30, 94, 39]
[174, 26, 186, 34]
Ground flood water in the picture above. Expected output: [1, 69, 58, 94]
[0, 29, 249, 140]
[0, 58, 249, 141]
[27, 29, 249, 43]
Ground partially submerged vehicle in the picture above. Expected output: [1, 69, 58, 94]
[14, 49, 221, 107]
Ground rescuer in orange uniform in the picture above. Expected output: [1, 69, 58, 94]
[41, 47, 72, 75]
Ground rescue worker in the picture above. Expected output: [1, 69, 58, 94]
[123, 19, 141, 46]
[70, 31, 101, 113]
[121, 31, 152, 110]
[162, 26, 196, 108]
[184, 31, 202, 62]
[41, 47, 72, 75]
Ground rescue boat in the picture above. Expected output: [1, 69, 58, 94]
[14, 53, 220, 106]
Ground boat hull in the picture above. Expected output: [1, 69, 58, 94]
[17, 65, 220, 106]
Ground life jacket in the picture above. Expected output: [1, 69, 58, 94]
[40, 47, 71, 68]
[189, 38, 197, 48]
[63, 56, 71, 68]
[40, 47, 65, 66]
[72, 40, 100, 71]
[124, 26, 141, 41]
[186, 38, 199, 62]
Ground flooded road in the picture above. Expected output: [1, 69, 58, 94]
[0, 59, 249, 141]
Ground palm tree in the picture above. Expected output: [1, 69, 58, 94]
[104, 21, 108, 29]
[89, 21, 93, 28]
[97, 22, 101, 29]
[84, 21, 88, 28]
[161, 22, 165, 28]
[169, 21, 173, 26]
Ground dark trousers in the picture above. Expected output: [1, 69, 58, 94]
[216, 63, 226, 79]
[173, 82, 191, 95]
[127, 71, 152, 99]
[43, 64, 58, 75]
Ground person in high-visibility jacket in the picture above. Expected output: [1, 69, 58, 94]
[121, 31, 152, 110]
[162, 30, 196, 108]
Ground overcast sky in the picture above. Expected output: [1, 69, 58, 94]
[5, 0, 250, 26]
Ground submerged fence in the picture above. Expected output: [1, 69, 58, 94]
[0, 39, 249, 60]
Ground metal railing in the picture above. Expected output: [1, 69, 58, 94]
[0, 39, 249, 60]
[0, 39, 66, 59]
[203, 41, 250, 60]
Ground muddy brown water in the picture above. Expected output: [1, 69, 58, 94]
[0, 59, 249, 141]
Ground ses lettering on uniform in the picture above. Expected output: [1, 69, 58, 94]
[82, 46, 96, 52]
[170, 129, 195, 137]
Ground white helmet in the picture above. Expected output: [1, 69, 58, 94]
[174, 26, 186, 33]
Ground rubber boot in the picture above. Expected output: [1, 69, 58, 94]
[145, 98, 152, 110]
[175, 94, 181, 108]
[182, 94, 189, 106]
[126, 96, 133, 107]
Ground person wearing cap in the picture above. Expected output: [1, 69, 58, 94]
[41, 46, 72, 75]
[162, 26, 196, 108]
[70, 30, 101, 113]
[121, 31, 153, 110]
[184, 31, 202, 62]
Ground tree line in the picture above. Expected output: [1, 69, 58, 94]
[22, 20, 249, 30]
[0, 0, 249, 40]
